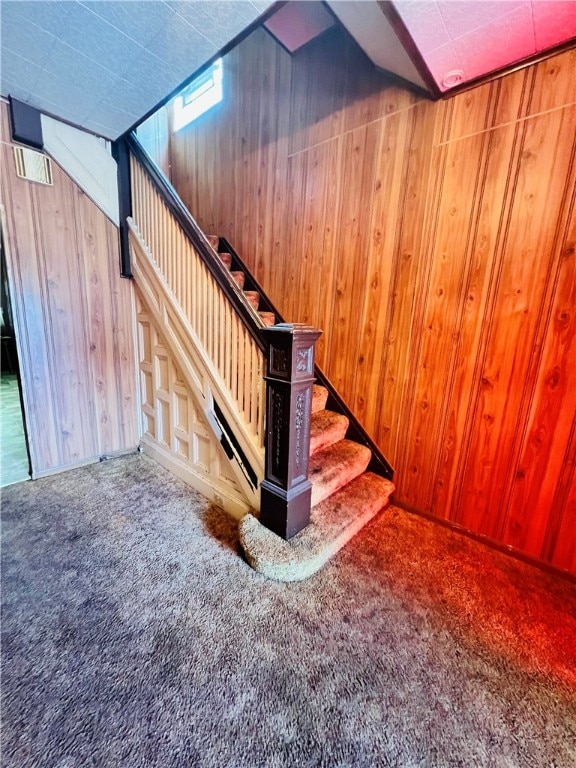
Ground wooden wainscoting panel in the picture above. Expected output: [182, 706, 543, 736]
[431, 121, 521, 521]
[548, 418, 576, 574]
[1, 109, 60, 473]
[374, 101, 437, 464]
[502, 186, 576, 557]
[0, 101, 139, 476]
[135, 295, 249, 517]
[455, 106, 576, 539]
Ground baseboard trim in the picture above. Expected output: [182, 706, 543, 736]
[394, 501, 576, 585]
[32, 446, 140, 480]
[140, 436, 252, 520]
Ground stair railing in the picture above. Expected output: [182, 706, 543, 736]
[123, 134, 322, 537]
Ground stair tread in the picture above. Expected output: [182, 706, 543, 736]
[310, 410, 349, 456]
[218, 252, 232, 268]
[309, 439, 371, 508]
[259, 311, 276, 327]
[239, 472, 395, 582]
[312, 385, 329, 414]
[230, 271, 245, 288]
[244, 290, 260, 310]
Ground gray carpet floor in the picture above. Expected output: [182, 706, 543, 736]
[2, 453, 575, 768]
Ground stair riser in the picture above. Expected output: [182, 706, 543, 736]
[309, 440, 371, 508]
[310, 411, 349, 456]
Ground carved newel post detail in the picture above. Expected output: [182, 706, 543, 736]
[260, 323, 322, 540]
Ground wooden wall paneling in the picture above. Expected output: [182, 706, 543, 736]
[76, 186, 121, 454]
[352, 110, 408, 434]
[502, 184, 576, 556]
[432, 121, 522, 521]
[283, 149, 306, 324]
[290, 138, 342, 365]
[455, 106, 576, 538]
[34, 165, 98, 465]
[255, 38, 291, 297]
[0, 118, 60, 472]
[107, 222, 140, 451]
[1, 101, 139, 476]
[400, 130, 490, 511]
[325, 123, 380, 405]
[288, 27, 346, 156]
[375, 101, 437, 463]
[548, 417, 576, 574]
[526, 48, 576, 117]
[167, 31, 576, 572]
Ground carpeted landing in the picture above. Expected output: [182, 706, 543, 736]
[2, 454, 575, 768]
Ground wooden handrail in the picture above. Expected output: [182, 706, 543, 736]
[127, 133, 267, 354]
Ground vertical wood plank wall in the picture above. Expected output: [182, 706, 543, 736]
[170, 28, 576, 574]
[0, 102, 139, 477]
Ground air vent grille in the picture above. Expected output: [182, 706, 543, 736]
[13, 146, 53, 185]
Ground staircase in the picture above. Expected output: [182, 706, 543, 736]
[124, 133, 394, 583]
[205, 235, 395, 581]
[239, 379, 394, 581]
[205, 236, 277, 327]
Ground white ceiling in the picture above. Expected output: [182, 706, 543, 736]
[0, 1, 272, 139]
[2, 1, 573, 141]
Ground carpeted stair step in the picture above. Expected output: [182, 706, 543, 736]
[309, 439, 371, 508]
[239, 472, 395, 582]
[259, 311, 276, 327]
[310, 410, 349, 456]
[312, 385, 329, 414]
[230, 270, 245, 289]
[218, 252, 232, 269]
[207, 235, 220, 250]
[244, 290, 260, 310]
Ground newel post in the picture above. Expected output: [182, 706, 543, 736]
[260, 324, 322, 540]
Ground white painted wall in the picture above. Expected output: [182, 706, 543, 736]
[41, 114, 119, 225]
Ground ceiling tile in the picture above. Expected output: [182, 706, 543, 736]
[250, 1, 274, 13]
[99, 77, 161, 117]
[0, 13, 58, 68]
[423, 41, 462, 87]
[167, 1, 260, 48]
[32, 69, 97, 118]
[121, 48, 186, 95]
[145, 13, 215, 71]
[438, 0, 525, 39]
[79, 1, 178, 48]
[2, 1, 75, 37]
[395, 1, 451, 53]
[0, 50, 43, 93]
[57, 3, 146, 77]
[453, 3, 535, 81]
[42, 41, 119, 96]
[532, 1, 576, 50]
[0, 79, 31, 103]
[85, 100, 140, 128]
[81, 119, 118, 139]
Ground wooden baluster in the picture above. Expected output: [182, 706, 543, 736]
[260, 324, 322, 539]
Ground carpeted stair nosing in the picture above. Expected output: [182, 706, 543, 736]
[239, 472, 395, 582]
[309, 439, 371, 508]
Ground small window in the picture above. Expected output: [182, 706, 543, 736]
[172, 59, 223, 132]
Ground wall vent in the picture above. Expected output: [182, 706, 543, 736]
[13, 146, 53, 185]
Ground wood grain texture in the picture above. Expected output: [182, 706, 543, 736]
[0, 102, 139, 476]
[169, 28, 576, 574]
